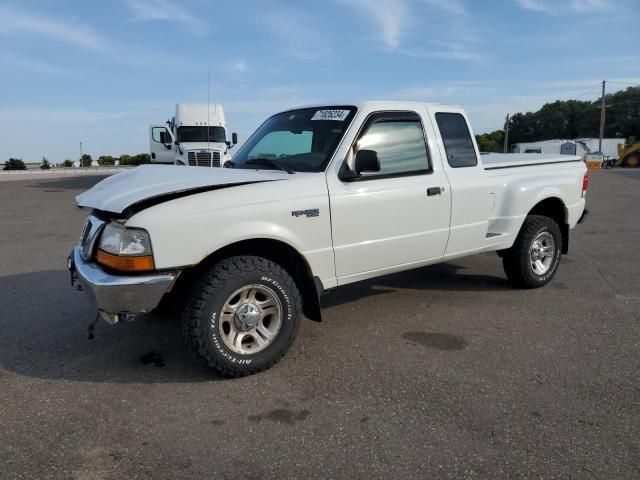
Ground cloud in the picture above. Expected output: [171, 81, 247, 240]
[0, 4, 204, 71]
[0, 53, 79, 76]
[125, 0, 207, 35]
[340, 0, 467, 49]
[339, 0, 409, 48]
[515, 0, 609, 14]
[0, 6, 107, 51]
[231, 59, 249, 73]
[420, 0, 467, 16]
[515, 0, 553, 12]
[264, 11, 331, 60]
[402, 42, 484, 63]
[569, 0, 609, 11]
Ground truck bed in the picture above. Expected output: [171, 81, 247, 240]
[482, 153, 582, 170]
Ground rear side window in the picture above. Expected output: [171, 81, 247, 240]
[354, 112, 430, 177]
[435, 113, 478, 168]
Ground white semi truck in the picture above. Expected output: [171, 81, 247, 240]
[149, 103, 237, 167]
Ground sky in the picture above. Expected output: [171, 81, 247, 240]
[0, 0, 638, 162]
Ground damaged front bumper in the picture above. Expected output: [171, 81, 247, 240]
[67, 246, 178, 324]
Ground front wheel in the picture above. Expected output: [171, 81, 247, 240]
[502, 215, 562, 289]
[182, 256, 302, 377]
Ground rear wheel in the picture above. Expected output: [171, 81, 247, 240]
[623, 153, 640, 167]
[502, 215, 562, 289]
[182, 255, 302, 377]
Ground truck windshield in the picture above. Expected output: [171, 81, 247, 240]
[231, 106, 357, 172]
[177, 126, 226, 143]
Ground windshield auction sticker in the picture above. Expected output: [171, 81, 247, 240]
[311, 110, 350, 121]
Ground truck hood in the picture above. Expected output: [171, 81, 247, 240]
[76, 165, 288, 214]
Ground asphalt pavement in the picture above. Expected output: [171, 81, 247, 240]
[0, 170, 638, 479]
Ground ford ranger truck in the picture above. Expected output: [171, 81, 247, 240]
[68, 101, 588, 377]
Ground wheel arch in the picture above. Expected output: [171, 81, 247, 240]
[526, 196, 569, 254]
[175, 238, 323, 322]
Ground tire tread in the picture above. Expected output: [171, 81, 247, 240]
[502, 215, 562, 289]
[181, 255, 301, 377]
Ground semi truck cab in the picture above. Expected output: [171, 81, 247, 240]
[149, 102, 237, 167]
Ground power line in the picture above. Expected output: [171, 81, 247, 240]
[579, 101, 640, 109]
[605, 81, 640, 87]
[575, 84, 602, 100]
[568, 81, 638, 102]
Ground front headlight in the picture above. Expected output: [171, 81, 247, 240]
[96, 223, 154, 272]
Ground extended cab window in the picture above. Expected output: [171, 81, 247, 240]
[435, 112, 478, 168]
[353, 112, 430, 177]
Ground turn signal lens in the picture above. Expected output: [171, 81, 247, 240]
[582, 172, 589, 197]
[97, 250, 155, 272]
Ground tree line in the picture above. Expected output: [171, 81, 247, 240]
[476, 86, 640, 152]
[3, 153, 152, 170]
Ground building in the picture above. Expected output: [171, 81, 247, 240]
[512, 138, 622, 159]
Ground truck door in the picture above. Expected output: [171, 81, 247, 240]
[327, 110, 451, 284]
[149, 125, 175, 164]
[428, 109, 490, 256]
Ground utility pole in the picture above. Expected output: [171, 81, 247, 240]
[504, 113, 510, 153]
[79, 141, 83, 161]
[598, 80, 606, 153]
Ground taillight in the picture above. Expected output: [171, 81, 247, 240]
[582, 172, 588, 197]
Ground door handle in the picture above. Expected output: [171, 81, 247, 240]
[427, 186, 441, 196]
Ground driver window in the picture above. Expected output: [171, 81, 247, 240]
[351, 113, 430, 177]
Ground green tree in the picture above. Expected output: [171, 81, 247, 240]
[119, 153, 151, 166]
[476, 130, 505, 153]
[118, 154, 133, 166]
[132, 153, 151, 165]
[506, 86, 640, 149]
[3, 158, 26, 170]
[40, 157, 51, 170]
[80, 154, 93, 167]
[61, 159, 74, 167]
[98, 155, 116, 166]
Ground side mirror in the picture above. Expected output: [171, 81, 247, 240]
[159, 132, 172, 150]
[338, 149, 381, 182]
[227, 133, 239, 149]
[355, 149, 380, 174]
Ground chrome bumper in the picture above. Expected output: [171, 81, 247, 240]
[67, 246, 178, 323]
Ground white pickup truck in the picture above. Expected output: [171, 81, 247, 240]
[68, 101, 588, 376]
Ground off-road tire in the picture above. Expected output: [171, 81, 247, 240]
[623, 153, 640, 167]
[182, 255, 302, 377]
[502, 215, 562, 289]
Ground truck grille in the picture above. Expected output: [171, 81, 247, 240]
[187, 151, 221, 167]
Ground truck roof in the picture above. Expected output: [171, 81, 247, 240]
[276, 100, 463, 114]
[175, 102, 225, 127]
